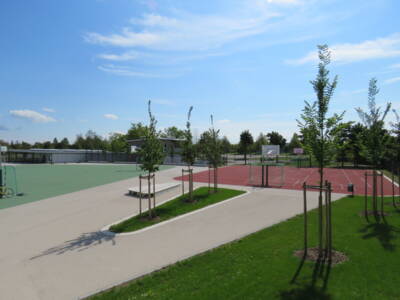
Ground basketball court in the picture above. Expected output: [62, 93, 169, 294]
[175, 165, 397, 196]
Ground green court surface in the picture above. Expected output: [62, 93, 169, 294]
[0, 164, 172, 210]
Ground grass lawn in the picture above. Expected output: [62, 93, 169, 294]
[90, 195, 400, 300]
[1, 164, 172, 210]
[110, 187, 246, 233]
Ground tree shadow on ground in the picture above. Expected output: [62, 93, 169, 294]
[281, 254, 332, 300]
[30, 231, 116, 260]
[359, 222, 399, 251]
[280, 284, 331, 300]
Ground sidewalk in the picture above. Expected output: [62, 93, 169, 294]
[0, 166, 344, 300]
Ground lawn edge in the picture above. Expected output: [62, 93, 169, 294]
[85, 193, 353, 300]
[100, 188, 250, 237]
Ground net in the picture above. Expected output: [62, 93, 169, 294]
[2, 165, 18, 197]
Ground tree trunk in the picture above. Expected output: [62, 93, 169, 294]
[189, 166, 193, 202]
[214, 167, 218, 192]
[148, 173, 152, 218]
[318, 130, 324, 257]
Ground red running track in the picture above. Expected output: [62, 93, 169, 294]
[175, 165, 397, 195]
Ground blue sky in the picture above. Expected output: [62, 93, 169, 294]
[1, 0, 400, 143]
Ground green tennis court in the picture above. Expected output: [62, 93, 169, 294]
[0, 164, 172, 210]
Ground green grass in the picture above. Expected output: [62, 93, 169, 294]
[0, 164, 172, 210]
[90, 195, 400, 300]
[110, 187, 245, 233]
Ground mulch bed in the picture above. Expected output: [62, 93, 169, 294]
[294, 247, 348, 265]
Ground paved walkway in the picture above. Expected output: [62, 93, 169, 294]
[0, 166, 344, 300]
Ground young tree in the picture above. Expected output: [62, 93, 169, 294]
[390, 110, 400, 203]
[391, 110, 400, 164]
[356, 78, 391, 168]
[298, 45, 343, 256]
[181, 106, 196, 201]
[239, 130, 254, 165]
[356, 79, 391, 217]
[138, 100, 165, 218]
[200, 115, 223, 192]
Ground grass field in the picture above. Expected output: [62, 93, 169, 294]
[110, 187, 245, 233]
[90, 195, 400, 300]
[0, 164, 172, 210]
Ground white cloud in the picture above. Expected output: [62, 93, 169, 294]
[85, 7, 280, 52]
[104, 114, 119, 120]
[98, 51, 140, 61]
[288, 33, 400, 65]
[86, 0, 349, 76]
[98, 64, 184, 78]
[42, 107, 55, 113]
[85, 29, 164, 48]
[389, 63, 400, 69]
[10, 110, 56, 123]
[384, 77, 400, 85]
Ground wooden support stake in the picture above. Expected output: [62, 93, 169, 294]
[380, 172, 384, 213]
[153, 174, 156, 211]
[139, 176, 142, 216]
[364, 172, 368, 218]
[303, 182, 308, 256]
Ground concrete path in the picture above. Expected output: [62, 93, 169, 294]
[0, 166, 344, 300]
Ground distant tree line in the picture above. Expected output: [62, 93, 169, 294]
[2, 108, 398, 170]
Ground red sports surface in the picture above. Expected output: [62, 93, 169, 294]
[175, 165, 397, 195]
